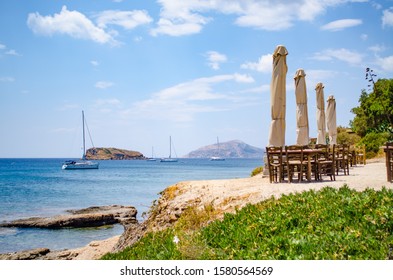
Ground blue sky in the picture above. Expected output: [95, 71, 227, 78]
[1, 0, 393, 158]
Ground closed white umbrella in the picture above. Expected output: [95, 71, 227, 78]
[315, 82, 326, 144]
[268, 45, 288, 147]
[294, 69, 309, 145]
[326, 95, 337, 145]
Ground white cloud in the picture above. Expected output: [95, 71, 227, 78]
[321, 19, 362, 31]
[382, 7, 393, 28]
[0, 44, 20, 56]
[151, 16, 209, 36]
[95, 10, 152, 30]
[151, 0, 366, 36]
[95, 81, 114, 89]
[93, 98, 122, 113]
[241, 54, 272, 73]
[369, 44, 386, 53]
[27, 6, 118, 45]
[311, 48, 363, 65]
[304, 70, 339, 88]
[206, 51, 227, 70]
[124, 73, 254, 122]
[90, 60, 99, 66]
[376, 55, 393, 72]
[5, 49, 21, 56]
[0, 76, 15, 82]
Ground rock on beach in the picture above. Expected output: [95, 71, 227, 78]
[0, 205, 137, 229]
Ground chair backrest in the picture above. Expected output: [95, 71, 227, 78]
[315, 144, 329, 160]
[266, 146, 283, 166]
[285, 145, 304, 162]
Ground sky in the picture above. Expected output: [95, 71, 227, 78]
[1, 0, 393, 158]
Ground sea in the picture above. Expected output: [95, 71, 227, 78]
[0, 158, 263, 254]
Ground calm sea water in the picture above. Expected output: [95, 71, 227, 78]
[0, 158, 262, 254]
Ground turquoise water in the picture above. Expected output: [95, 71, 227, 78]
[0, 158, 262, 254]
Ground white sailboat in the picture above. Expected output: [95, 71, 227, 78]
[147, 146, 157, 161]
[62, 111, 99, 170]
[210, 137, 225, 161]
[160, 136, 178, 162]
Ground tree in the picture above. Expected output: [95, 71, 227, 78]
[350, 69, 393, 139]
[336, 126, 361, 146]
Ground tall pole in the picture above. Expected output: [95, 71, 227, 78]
[82, 110, 86, 159]
[169, 136, 172, 159]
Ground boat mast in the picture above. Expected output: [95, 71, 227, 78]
[82, 110, 86, 160]
[217, 137, 220, 156]
[169, 136, 172, 159]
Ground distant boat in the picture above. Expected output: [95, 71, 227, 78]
[160, 136, 178, 162]
[62, 111, 99, 170]
[210, 137, 225, 161]
[147, 147, 157, 161]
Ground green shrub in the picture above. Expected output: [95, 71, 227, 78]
[251, 166, 263, 177]
[102, 186, 393, 260]
[359, 131, 389, 157]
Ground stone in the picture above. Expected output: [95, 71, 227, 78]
[0, 205, 137, 229]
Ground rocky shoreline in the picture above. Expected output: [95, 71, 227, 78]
[0, 205, 137, 260]
[1, 158, 391, 260]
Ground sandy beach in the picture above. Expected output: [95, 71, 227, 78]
[65, 158, 391, 259]
[2, 158, 390, 260]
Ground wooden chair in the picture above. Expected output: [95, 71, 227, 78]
[285, 145, 305, 183]
[355, 144, 366, 165]
[305, 145, 320, 181]
[335, 144, 350, 175]
[316, 144, 336, 181]
[385, 142, 393, 182]
[266, 146, 284, 183]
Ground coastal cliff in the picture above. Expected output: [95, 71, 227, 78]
[86, 147, 145, 160]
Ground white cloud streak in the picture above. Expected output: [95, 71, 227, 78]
[95, 10, 153, 29]
[124, 73, 255, 122]
[382, 7, 393, 28]
[0, 77, 15, 82]
[206, 51, 227, 70]
[241, 54, 272, 73]
[376, 55, 393, 72]
[151, 0, 367, 36]
[27, 6, 152, 45]
[311, 48, 363, 65]
[90, 60, 99, 66]
[321, 19, 362, 31]
[27, 6, 117, 45]
[95, 81, 114, 89]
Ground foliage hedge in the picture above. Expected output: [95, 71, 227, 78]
[102, 186, 393, 260]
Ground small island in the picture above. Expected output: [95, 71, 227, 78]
[86, 147, 146, 160]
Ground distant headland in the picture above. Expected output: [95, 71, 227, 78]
[184, 140, 264, 159]
[85, 147, 145, 160]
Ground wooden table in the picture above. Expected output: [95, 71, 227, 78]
[269, 148, 322, 182]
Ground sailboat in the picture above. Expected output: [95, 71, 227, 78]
[160, 136, 178, 162]
[210, 137, 225, 161]
[62, 111, 99, 170]
[147, 146, 157, 161]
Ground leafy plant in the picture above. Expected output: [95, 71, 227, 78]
[251, 166, 263, 177]
[102, 186, 393, 260]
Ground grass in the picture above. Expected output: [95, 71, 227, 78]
[102, 186, 393, 260]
